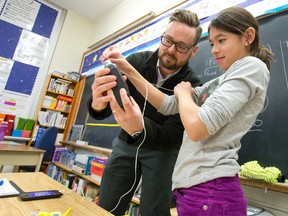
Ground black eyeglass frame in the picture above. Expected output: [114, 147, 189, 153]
[160, 34, 196, 54]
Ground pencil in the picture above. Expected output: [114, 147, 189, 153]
[63, 207, 72, 216]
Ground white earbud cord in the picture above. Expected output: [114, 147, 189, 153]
[109, 71, 173, 213]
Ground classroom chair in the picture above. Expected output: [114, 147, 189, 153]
[20, 126, 58, 172]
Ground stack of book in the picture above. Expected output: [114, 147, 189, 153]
[58, 150, 76, 169]
[72, 154, 94, 175]
[0, 114, 16, 136]
[9, 117, 34, 138]
[37, 111, 67, 128]
[48, 78, 73, 95]
[90, 157, 107, 182]
[42, 95, 72, 112]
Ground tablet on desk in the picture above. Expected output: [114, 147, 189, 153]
[19, 190, 63, 201]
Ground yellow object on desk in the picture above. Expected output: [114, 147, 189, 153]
[63, 207, 72, 216]
[35, 207, 72, 216]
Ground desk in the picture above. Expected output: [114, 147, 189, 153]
[0, 143, 45, 172]
[0, 172, 113, 216]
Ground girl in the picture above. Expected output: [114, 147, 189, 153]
[105, 6, 274, 216]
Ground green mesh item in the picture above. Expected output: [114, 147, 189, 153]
[240, 161, 282, 183]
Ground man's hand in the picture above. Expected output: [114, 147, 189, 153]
[109, 88, 144, 135]
[91, 67, 117, 112]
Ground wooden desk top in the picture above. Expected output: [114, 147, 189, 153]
[0, 143, 45, 153]
[0, 172, 112, 216]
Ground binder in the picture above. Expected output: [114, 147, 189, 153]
[4, 114, 15, 136]
[15, 117, 26, 130]
[23, 119, 34, 131]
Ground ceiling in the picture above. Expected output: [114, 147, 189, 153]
[47, 0, 125, 21]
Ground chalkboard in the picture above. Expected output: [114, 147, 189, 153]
[75, 75, 121, 149]
[189, 10, 288, 177]
[76, 9, 288, 177]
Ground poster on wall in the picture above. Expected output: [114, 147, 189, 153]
[80, 0, 288, 77]
[0, 0, 63, 118]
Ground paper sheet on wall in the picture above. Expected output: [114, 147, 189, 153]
[0, 0, 40, 31]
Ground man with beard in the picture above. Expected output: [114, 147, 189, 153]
[87, 9, 202, 216]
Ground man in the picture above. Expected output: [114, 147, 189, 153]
[87, 9, 202, 216]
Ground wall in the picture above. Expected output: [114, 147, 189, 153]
[48, 10, 93, 74]
[47, 0, 182, 85]
[243, 185, 288, 215]
[89, 0, 182, 46]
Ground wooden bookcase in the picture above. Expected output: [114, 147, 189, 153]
[53, 141, 140, 205]
[28, 73, 85, 146]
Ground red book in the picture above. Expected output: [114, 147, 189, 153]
[57, 95, 72, 102]
[4, 114, 16, 136]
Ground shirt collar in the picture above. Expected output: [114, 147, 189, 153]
[156, 60, 182, 86]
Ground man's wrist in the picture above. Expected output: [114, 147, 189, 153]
[130, 129, 143, 139]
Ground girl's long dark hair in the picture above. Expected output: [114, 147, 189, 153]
[208, 7, 274, 70]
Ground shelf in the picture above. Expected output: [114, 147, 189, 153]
[51, 74, 78, 84]
[53, 162, 140, 205]
[28, 74, 86, 146]
[4, 136, 30, 141]
[60, 141, 112, 156]
[38, 124, 65, 130]
[240, 176, 288, 194]
[41, 106, 70, 114]
[53, 162, 101, 186]
[53, 144, 140, 205]
[46, 90, 74, 98]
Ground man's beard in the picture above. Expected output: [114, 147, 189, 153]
[159, 52, 182, 70]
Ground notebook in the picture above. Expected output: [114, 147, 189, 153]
[0, 178, 23, 198]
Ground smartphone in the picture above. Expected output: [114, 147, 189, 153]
[104, 60, 130, 107]
[19, 190, 63, 201]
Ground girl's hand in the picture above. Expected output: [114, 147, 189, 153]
[174, 81, 194, 99]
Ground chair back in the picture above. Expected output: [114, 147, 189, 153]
[34, 126, 58, 162]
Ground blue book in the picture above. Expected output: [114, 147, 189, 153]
[34, 126, 45, 144]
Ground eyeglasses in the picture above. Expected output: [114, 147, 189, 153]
[160, 35, 195, 54]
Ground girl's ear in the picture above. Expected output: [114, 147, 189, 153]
[245, 27, 256, 46]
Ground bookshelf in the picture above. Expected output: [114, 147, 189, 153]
[51, 141, 140, 204]
[28, 73, 85, 146]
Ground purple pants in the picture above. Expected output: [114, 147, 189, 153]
[173, 175, 247, 216]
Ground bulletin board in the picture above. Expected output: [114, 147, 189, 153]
[0, 0, 65, 118]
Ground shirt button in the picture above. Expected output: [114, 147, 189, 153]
[203, 205, 208, 211]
